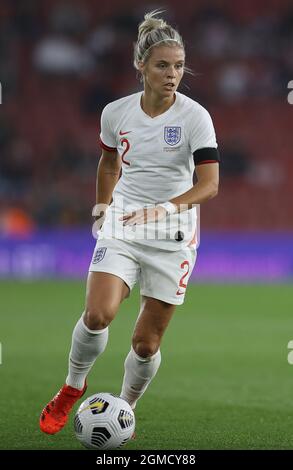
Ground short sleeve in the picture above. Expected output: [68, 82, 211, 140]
[189, 106, 218, 153]
[99, 105, 117, 151]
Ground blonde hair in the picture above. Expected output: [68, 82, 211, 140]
[133, 10, 184, 70]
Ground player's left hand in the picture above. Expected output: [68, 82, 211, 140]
[120, 205, 168, 226]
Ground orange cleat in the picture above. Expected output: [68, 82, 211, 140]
[40, 382, 87, 435]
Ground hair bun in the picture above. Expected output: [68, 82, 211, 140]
[133, 9, 184, 71]
[138, 10, 167, 40]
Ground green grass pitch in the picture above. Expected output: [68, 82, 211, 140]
[1, 280, 293, 450]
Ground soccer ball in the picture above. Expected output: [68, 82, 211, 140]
[74, 393, 135, 450]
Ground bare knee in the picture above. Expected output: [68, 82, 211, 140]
[84, 304, 117, 330]
[132, 337, 160, 358]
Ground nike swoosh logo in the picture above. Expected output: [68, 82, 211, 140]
[176, 290, 185, 296]
[119, 130, 131, 135]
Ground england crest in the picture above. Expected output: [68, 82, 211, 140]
[164, 126, 181, 146]
[92, 247, 107, 264]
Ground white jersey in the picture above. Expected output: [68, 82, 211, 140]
[98, 91, 218, 251]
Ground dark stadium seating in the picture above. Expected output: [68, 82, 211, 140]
[0, 0, 292, 230]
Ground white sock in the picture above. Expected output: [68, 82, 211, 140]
[120, 347, 161, 409]
[66, 316, 108, 390]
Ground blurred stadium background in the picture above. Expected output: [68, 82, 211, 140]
[1, 0, 293, 450]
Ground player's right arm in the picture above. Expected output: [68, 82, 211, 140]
[93, 149, 121, 226]
[96, 149, 121, 205]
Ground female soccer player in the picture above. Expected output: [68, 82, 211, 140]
[40, 10, 220, 435]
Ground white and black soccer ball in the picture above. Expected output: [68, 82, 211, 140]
[74, 393, 135, 450]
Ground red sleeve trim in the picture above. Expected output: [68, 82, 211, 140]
[99, 138, 117, 152]
[196, 160, 219, 166]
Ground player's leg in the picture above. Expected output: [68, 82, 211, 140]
[66, 271, 130, 390]
[40, 237, 140, 435]
[120, 245, 196, 410]
[40, 272, 130, 435]
[120, 296, 176, 409]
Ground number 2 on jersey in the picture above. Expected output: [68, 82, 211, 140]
[120, 138, 130, 166]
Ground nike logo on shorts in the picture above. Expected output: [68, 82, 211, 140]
[119, 130, 131, 135]
[176, 289, 185, 296]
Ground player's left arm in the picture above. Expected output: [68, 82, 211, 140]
[121, 161, 219, 226]
[170, 161, 219, 210]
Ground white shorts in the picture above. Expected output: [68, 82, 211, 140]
[89, 238, 197, 305]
